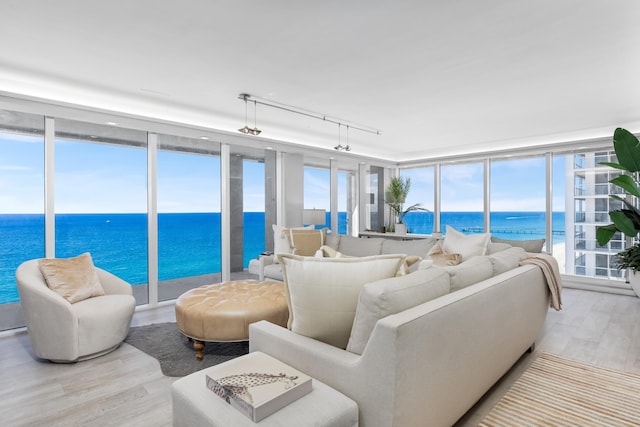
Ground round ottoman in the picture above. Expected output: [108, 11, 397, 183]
[175, 280, 288, 360]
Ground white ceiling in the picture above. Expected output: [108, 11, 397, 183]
[1, 0, 639, 162]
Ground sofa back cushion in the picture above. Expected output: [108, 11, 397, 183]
[491, 237, 545, 253]
[488, 247, 527, 275]
[442, 225, 490, 261]
[279, 253, 405, 349]
[338, 235, 385, 257]
[486, 242, 512, 254]
[443, 256, 494, 291]
[346, 268, 450, 355]
[380, 238, 438, 258]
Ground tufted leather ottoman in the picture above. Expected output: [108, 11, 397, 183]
[175, 280, 288, 360]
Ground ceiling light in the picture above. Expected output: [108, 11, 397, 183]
[250, 100, 261, 135]
[237, 93, 380, 149]
[238, 94, 261, 136]
[238, 94, 251, 134]
[334, 124, 351, 152]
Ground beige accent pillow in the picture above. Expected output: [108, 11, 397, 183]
[279, 254, 406, 349]
[287, 228, 326, 257]
[428, 242, 462, 266]
[272, 224, 313, 263]
[38, 253, 105, 303]
[346, 268, 450, 355]
[443, 225, 490, 261]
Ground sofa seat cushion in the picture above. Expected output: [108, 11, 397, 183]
[338, 235, 385, 257]
[488, 246, 527, 275]
[279, 253, 405, 349]
[492, 237, 545, 253]
[346, 268, 450, 355]
[263, 263, 284, 281]
[443, 226, 490, 261]
[443, 256, 494, 291]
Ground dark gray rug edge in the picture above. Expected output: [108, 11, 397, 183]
[124, 322, 248, 377]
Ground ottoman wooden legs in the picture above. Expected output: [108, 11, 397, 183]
[176, 280, 289, 360]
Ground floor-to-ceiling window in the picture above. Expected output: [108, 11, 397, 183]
[400, 167, 435, 234]
[304, 165, 330, 228]
[564, 150, 625, 280]
[337, 170, 355, 234]
[157, 135, 221, 301]
[440, 162, 484, 234]
[490, 156, 548, 248]
[54, 119, 149, 304]
[0, 110, 45, 331]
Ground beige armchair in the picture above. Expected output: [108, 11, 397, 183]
[16, 259, 136, 363]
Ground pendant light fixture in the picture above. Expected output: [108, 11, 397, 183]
[238, 94, 251, 134]
[334, 123, 351, 152]
[250, 100, 262, 135]
[237, 93, 381, 149]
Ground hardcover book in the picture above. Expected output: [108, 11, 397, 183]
[205, 352, 313, 422]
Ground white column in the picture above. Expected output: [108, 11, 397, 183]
[546, 152, 553, 254]
[221, 143, 231, 282]
[330, 159, 338, 233]
[484, 159, 490, 233]
[147, 133, 158, 306]
[44, 116, 55, 258]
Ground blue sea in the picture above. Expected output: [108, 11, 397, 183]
[0, 211, 564, 304]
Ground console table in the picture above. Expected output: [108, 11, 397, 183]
[358, 231, 441, 241]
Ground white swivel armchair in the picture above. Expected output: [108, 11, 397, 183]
[16, 259, 136, 363]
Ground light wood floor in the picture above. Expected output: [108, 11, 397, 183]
[1, 288, 639, 427]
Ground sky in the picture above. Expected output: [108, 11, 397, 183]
[1, 132, 566, 214]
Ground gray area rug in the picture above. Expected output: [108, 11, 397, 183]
[124, 322, 248, 377]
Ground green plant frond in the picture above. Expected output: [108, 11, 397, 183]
[621, 208, 640, 230]
[599, 161, 628, 171]
[615, 244, 640, 272]
[610, 210, 639, 237]
[596, 223, 617, 246]
[613, 127, 640, 173]
[610, 175, 640, 198]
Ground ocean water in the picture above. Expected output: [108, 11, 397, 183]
[0, 211, 563, 304]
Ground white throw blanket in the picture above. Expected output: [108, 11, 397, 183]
[519, 253, 563, 311]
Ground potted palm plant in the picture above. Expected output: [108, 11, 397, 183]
[596, 127, 640, 296]
[384, 176, 427, 234]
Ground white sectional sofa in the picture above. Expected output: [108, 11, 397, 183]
[249, 233, 440, 281]
[249, 246, 553, 427]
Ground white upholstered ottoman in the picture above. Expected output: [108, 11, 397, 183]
[172, 352, 358, 427]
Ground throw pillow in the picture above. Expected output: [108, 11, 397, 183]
[279, 253, 406, 349]
[346, 268, 450, 355]
[38, 252, 105, 303]
[491, 237, 545, 253]
[272, 224, 313, 263]
[427, 242, 462, 266]
[442, 225, 490, 261]
[286, 228, 326, 257]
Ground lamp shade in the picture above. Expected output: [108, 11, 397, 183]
[302, 209, 326, 226]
